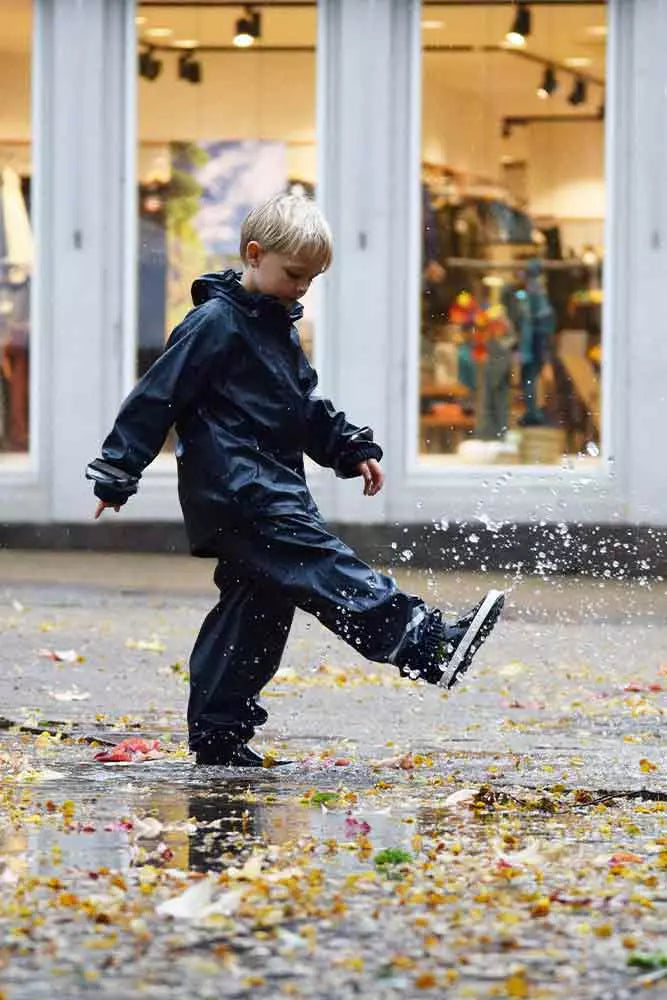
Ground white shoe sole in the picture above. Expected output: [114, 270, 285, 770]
[437, 589, 505, 689]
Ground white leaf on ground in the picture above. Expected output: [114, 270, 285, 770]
[227, 851, 265, 880]
[132, 816, 164, 839]
[16, 768, 67, 782]
[38, 648, 82, 663]
[443, 788, 478, 807]
[201, 888, 244, 917]
[48, 688, 91, 702]
[156, 877, 214, 919]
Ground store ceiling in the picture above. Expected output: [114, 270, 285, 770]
[0, 1, 607, 85]
[422, 3, 606, 75]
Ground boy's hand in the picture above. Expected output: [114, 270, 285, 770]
[357, 459, 384, 496]
[94, 500, 121, 519]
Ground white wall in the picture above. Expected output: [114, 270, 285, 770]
[527, 121, 605, 219]
[0, 52, 32, 174]
[0, 52, 30, 140]
[422, 72, 503, 177]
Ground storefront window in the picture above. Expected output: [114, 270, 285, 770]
[0, 0, 33, 455]
[135, 1, 318, 390]
[420, 2, 606, 466]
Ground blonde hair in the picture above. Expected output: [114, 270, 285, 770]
[240, 193, 333, 271]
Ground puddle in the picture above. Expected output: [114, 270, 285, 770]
[1, 732, 665, 1000]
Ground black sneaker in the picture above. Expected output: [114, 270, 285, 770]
[452, 595, 490, 630]
[438, 589, 505, 689]
[195, 742, 292, 767]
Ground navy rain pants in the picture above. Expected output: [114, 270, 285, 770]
[187, 510, 426, 752]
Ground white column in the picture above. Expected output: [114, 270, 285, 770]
[315, 0, 421, 523]
[35, 0, 136, 522]
[610, 0, 667, 523]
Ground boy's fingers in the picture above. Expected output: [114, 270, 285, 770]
[368, 459, 384, 495]
[358, 459, 384, 496]
[94, 501, 121, 518]
[358, 461, 371, 495]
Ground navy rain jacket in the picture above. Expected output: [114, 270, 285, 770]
[90, 270, 382, 555]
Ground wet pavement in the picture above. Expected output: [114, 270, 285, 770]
[0, 551, 665, 999]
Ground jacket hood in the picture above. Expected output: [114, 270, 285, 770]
[191, 269, 304, 323]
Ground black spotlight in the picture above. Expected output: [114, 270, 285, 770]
[234, 5, 262, 47]
[567, 77, 587, 106]
[506, 2, 532, 45]
[501, 118, 512, 139]
[537, 65, 558, 99]
[178, 51, 202, 84]
[138, 47, 162, 81]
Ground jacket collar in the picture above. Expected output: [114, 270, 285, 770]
[191, 269, 304, 323]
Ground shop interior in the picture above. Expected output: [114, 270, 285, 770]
[419, 1, 606, 465]
[0, 0, 32, 456]
[135, 1, 318, 377]
[0, 2, 606, 467]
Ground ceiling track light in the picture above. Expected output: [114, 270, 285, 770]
[138, 46, 162, 81]
[537, 65, 557, 99]
[567, 77, 588, 106]
[234, 5, 261, 48]
[506, 2, 531, 47]
[178, 50, 202, 84]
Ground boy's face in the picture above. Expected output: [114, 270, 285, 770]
[243, 242, 323, 306]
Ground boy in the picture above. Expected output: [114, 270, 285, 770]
[87, 194, 504, 767]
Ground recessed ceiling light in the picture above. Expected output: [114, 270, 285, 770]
[422, 20, 445, 30]
[586, 25, 607, 37]
[135, 16, 147, 26]
[145, 26, 173, 39]
[174, 39, 199, 49]
[564, 56, 592, 68]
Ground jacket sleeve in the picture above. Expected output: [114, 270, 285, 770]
[88, 300, 232, 506]
[300, 361, 383, 479]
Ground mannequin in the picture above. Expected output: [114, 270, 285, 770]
[504, 259, 555, 426]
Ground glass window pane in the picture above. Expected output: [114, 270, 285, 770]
[135, 1, 318, 404]
[0, 0, 33, 455]
[420, 2, 606, 467]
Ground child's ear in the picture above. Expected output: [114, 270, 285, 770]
[245, 241, 264, 267]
